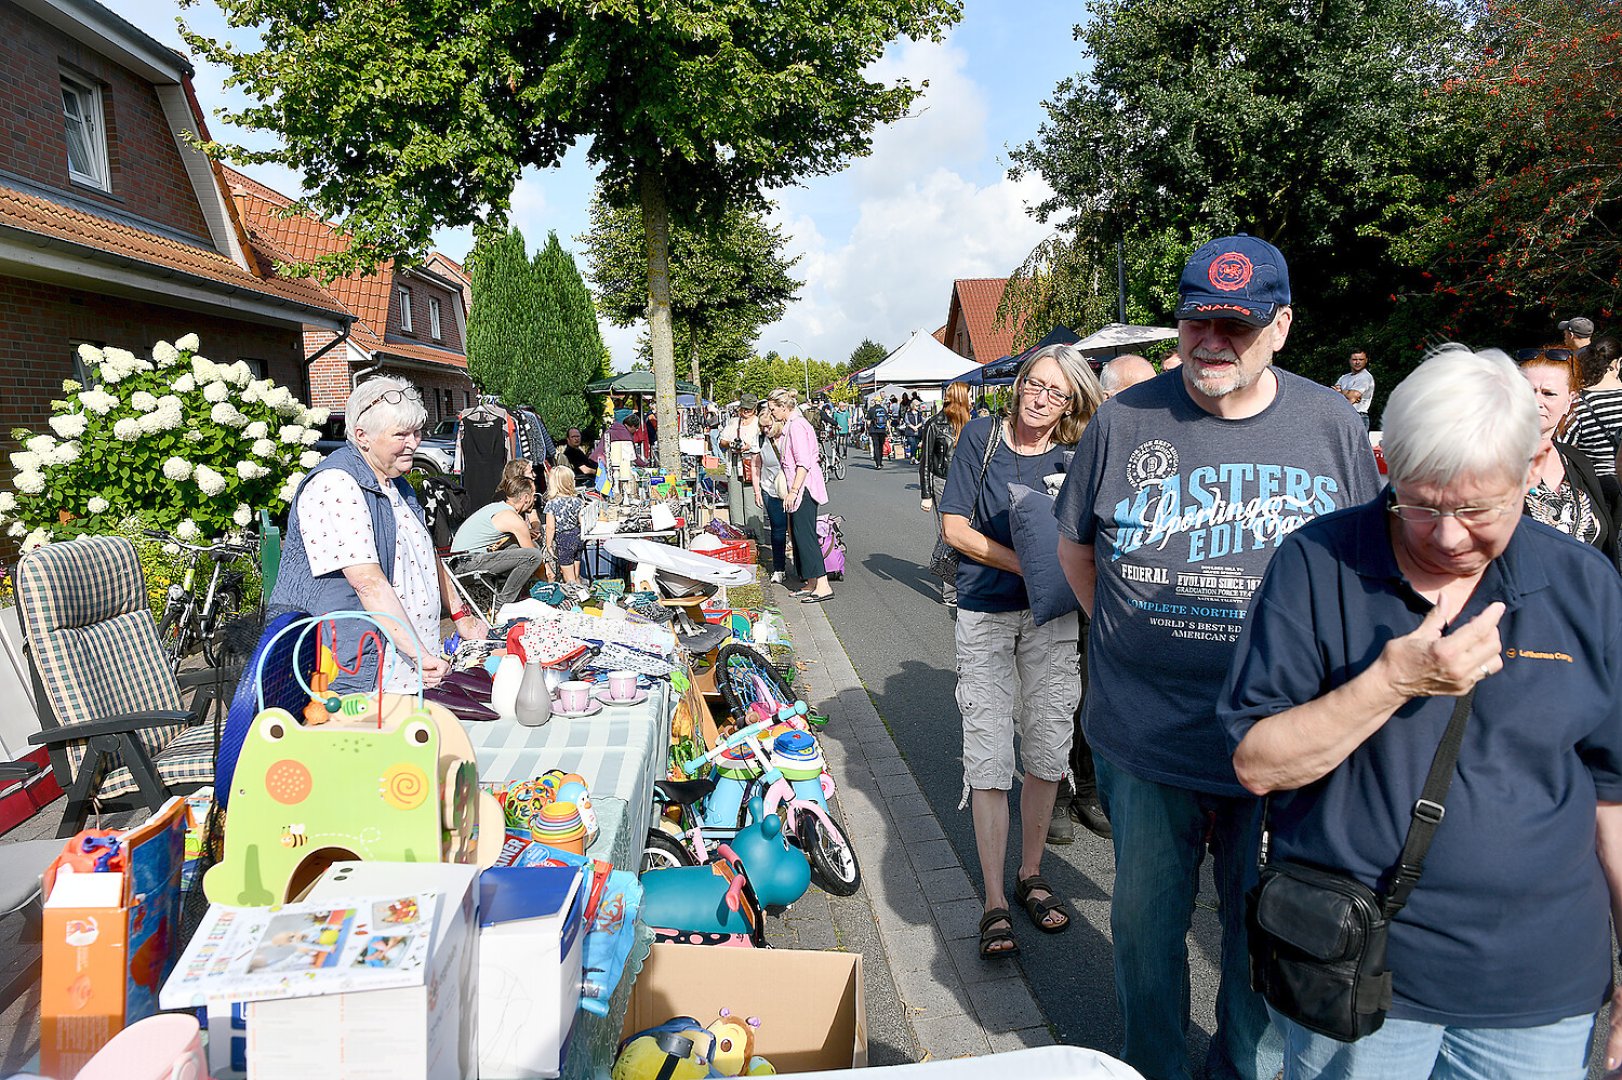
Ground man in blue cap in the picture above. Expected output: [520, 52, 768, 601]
[1054, 236, 1381, 1080]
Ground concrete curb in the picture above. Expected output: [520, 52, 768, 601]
[773, 586, 1057, 1059]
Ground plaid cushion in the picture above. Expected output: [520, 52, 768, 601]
[17, 536, 187, 785]
[99, 722, 217, 800]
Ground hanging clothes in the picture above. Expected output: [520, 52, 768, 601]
[455, 398, 516, 509]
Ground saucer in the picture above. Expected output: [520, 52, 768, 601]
[551, 698, 604, 719]
[593, 686, 650, 707]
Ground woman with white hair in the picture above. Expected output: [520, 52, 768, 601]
[939, 343, 1103, 957]
[1220, 347, 1622, 1078]
[268, 375, 487, 692]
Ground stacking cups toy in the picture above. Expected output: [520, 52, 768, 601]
[530, 801, 589, 854]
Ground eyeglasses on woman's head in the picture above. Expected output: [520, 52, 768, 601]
[355, 386, 423, 422]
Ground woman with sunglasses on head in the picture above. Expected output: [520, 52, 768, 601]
[267, 375, 488, 694]
[938, 344, 1102, 957]
[1519, 348, 1617, 562]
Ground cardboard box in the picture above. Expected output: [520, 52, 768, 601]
[477, 865, 586, 1079]
[40, 797, 187, 1079]
[621, 944, 865, 1074]
[246, 861, 480, 1080]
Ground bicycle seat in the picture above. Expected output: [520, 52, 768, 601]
[654, 777, 717, 806]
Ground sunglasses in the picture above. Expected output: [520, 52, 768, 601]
[1514, 348, 1573, 363]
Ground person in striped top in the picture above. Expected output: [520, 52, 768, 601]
[1562, 338, 1622, 481]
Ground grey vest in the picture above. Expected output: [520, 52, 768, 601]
[268, 443, 426, 693]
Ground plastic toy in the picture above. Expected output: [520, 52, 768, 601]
[706, 1009, 771, 1077]
[205, 613, 501, 906]
[530, 802, 588, 854]
[612, 1018, 716, 1080]
[56, 832, 126, 875]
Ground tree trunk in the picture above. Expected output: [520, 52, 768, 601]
[639, 170, 681, 474]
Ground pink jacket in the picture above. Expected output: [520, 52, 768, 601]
[776, 414, 828, 508]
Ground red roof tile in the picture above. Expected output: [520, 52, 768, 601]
[931, 324, 947, 344]
[944, 278, 1026, 366]
[0, 182, 343, 318]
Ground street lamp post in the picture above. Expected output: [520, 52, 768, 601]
[781, 339, 809, 398]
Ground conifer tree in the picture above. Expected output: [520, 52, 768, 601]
[465, 228, 538, 405]
[532, 232, 604, 437]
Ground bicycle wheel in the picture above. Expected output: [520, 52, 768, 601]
[715, 643, 796, 722]
[829, 452, 846, 481]
[200, 585, 246, 668]
[798, 812, 861, 896]
[156, 605, 192, 666]
[641, 828, 697, 873]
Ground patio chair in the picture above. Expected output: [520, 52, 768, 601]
[0, 758, 72, 1013]
[443, 551, 508, 622]
[17, 535, 217, 838]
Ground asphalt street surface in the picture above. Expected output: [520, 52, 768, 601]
[808, 447, 1230, 1070]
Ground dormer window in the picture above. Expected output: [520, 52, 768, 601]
[61, 75, 109, 191]
[398, 286, 414, 334]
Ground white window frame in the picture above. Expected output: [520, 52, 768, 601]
[398, 285, 414, 334]
[429, 296, 442, 340]
[60, 74, 109, 191]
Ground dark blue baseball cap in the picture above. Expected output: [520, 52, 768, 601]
[1175, 234, 1291, 328]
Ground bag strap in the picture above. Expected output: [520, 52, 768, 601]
[1381, 685, 1475, 917]
[966, 421, 1000, 531]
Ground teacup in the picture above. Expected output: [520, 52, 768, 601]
[607, 670, 638, 701]
[557, 681, 593, 713]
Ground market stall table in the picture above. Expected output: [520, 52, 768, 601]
[580, 526, 680, 581]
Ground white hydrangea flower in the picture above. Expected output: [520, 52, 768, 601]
[233, 504, 253, 527]
[6, 521, 23, 538]
[61, 379, 82, 394]
[20, 528, 49, 553]
[25, 434, 56, 456]
[225, 361, 253, 388]
[267, 388, 299, 415]
[172, 373, 197, 394]
[48, 413, 87, 439]
[0, 492, 14, 514]
[301, 427, 321, 446]
[79, 389, 118, 415]
[112, 417, 143, 441]
[162, 542, 180, 555]
[152, 341, 179, 368]
[305, 405, 331, 426]
[175, 333, 200, 352]
[193, 464, 226, 497]
[279, 424, 305, 444]
[252, 438, 277, 458]
[14, 471, 45, 495]
[211, 402, 248, 427]
[76, 343, 104, 367]
[278, 471, 306, 503]
[162, 456, 193, 481]
[300, 449, 323, 468]
[202, 380, 230, 403]
[175, 519, 200, 541]
[244, 421, 269, 440]
[86, 496, 109, 514]
[192, 356, 221, 384]
[130, 391, 158, 412]
[235, 460, 270, 481]
[51, 441, 80, 466]
[9, 451, 41, 472]
[137, 408, 176, 435]
[184, 430, 205, 442]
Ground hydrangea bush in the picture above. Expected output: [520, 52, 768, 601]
[1, 334, 326, 552]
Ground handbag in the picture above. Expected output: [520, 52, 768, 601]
[1247, 686, 1474, 1042]
[928, 423, 999, 580]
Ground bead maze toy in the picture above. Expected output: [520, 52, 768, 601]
[205, 612, 501, 906]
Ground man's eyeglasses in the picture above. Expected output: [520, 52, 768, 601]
[1020, 380, 1073, 406]
[1388, 503, 1515, 526]
[355, 386, 423, 422]
[1515, 348, 1574, 363]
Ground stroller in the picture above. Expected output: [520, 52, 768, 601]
[816, 514, 847, 581]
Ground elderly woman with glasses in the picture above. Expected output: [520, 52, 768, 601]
[1220, 346, 1622, 1079]
[267, 375, 487, 693]
[938, 344, 1103, 957]
[1518, 348, 1617, 561]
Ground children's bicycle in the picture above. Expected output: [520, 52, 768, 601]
[714, 642, 826, 730]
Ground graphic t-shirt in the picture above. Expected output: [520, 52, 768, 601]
[938, 417, 1071, 613]
[1054, 367, 1381, 793]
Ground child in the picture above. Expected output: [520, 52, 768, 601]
[544, 464, 584, 583]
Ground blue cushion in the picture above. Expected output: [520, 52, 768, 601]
[1007, 483, 1081, 626]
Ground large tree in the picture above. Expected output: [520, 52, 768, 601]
[1005, 0, 1475, 384]
[186, 0, 960, 470]
[533, 233, 605, 439]
[847, 338, 888, 374]
[581, 193, 801, 391]
[465, 228, 539, 405]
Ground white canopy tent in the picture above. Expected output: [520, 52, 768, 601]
[1071, 323, 1179, 356]
[854, 331, 981, 402]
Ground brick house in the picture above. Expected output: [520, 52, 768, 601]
[941, 278, 1027, 366]
[223, 169, 475, 428]
[0, 0, 351, 467]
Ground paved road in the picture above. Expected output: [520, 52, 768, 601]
[810, 448, 1229, 1069]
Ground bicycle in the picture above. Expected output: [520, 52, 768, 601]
[143, 530, 259, 669]
[820, 432, 847, 481]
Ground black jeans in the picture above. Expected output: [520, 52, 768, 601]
[871, 431, 886, 468]
[788, 493, 827, 581]
[1070, 611, 1097, 800]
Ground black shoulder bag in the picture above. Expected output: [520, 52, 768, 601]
[928, 423, 999, 580]
[1246, 686, 1474, 1042]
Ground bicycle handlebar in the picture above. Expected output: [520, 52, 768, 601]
[142, 530, 257, 557]
[699, 718, 774, 766]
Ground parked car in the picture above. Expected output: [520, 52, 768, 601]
[417, 418, 457, 473]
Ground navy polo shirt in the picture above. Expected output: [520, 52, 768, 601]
[1220, 492, 1622, 1027]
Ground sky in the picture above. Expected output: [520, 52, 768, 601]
[101, 0, 1090, 371]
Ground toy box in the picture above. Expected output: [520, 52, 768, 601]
[40, 796, 187, 1079]
[621, 944, 865, 1074]
[247, 861, 480, 1080]
[477, 865, 586, 1079]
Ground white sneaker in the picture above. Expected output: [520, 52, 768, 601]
[770, 571, 785, 585]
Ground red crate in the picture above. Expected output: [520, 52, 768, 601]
[709, 538, 756, 566]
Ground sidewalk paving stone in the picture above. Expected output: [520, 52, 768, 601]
[965, 976, 1044, 1034]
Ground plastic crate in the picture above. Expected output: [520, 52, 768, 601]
[709, 538, 756, 566]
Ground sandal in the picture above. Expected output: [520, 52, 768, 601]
[1015, 875, 1071, 934]
[978, 907, 1019, 958]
